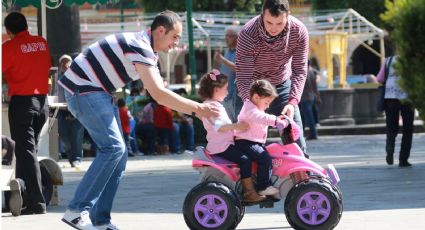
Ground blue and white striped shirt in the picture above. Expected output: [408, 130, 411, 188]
[58, 30, 158, 94]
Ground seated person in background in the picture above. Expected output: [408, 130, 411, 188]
[153, 100, 180, 154]
[136, 93, 157, 155]
[117, 98, 135, 157]
[172, 88, 195, 152]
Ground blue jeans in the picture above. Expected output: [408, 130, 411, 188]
[129, 119, 140, 153]
[234, 140, 272, 191]
[58, 110, 85, 163]
[266, 80, 306, 152]
[136, 123, 156, 154]
[157, 125, 181, 153]
[216, 144, 252, 179]
[64, 91, 127, 226]
[299, 100, 318, 139]
[179, 122, 195, 151]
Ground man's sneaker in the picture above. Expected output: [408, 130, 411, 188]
[258, 186, 280, 196]
[62, 209, 97, 230]
[96, 223, 119, 230]
[9, 178, 23, 216]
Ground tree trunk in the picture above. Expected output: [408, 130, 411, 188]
[38, 4, 81, 66]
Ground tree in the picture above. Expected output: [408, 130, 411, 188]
[382, 0, 425, 121]
[138, 0, 261, 12]
[311, 0, 387, 26]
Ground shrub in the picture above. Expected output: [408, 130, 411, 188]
[390, 0, 425, 121]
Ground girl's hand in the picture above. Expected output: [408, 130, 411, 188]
[276, 117, 289, 131]
[236, 121, 250, 131]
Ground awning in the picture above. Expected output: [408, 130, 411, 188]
[2, 0, 110, 9]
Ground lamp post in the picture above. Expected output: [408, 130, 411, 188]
[186, 0, 196, 95]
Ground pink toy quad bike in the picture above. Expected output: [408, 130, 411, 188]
[183, 122, 343, 230]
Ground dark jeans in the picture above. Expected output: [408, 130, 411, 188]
[136, 123, 156, 154]
[299, 100, 318, 139]
[178, 122, 195, 151]
[157, 126, 180, 153]
[58, 110, 84, 163]
[384, 99, 414, 163]
[234, 139, 273, 191]
[266, 80, 306, 152]
[216, 144, 252, 179]
[9, 95, 48, 209]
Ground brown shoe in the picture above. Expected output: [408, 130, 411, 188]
[241, 178, 266, 203]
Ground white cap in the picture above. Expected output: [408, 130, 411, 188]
[59, 54, 72, 63]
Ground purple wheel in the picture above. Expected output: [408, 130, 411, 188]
[183, 182, 241, 230]
[285, 178, 343, 230]
[194, 194, 228, 228]
[296, 191, 331, 225]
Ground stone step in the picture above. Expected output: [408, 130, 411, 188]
[268, 120, 425, 137]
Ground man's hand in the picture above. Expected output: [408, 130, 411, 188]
[214, 51, 223, 64]
[196, 102, 220, 119]
[281, 104, 295, 120]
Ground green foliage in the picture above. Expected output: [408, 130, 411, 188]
[311, 0, 387, 26]
[138, 0, 261, 12]
[380, 0, 409, 31]
[390, 0, 425, 121]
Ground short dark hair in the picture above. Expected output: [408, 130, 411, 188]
[249, 80, 278, 98]
[151, 10, 181, 34]
[117, 98, 126, 108]
[198, 71, 228, 100]
[262, 0, 290, 17]
[4, 12, 28, 35]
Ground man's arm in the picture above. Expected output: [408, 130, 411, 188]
[288, 26, 309, 106]
[214, 51, 236, 71]
[135, 64, 219, 118]
[235, 30, 255, 100]
[282, 25, 309, 118]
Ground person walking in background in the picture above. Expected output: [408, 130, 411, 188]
[235, 0, 308, 152]
[214, 26, 242, 122]
[377, 55, 415, 167]
[299, 62, 320, 140]
[57, 55, 85, 167]
[59, 10, 219, 230]
[2, 12, 51, 216]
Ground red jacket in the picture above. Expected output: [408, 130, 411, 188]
[2, 31, 51, 96]
[119, 107, 131, 135]
[153, 104, 173, 129]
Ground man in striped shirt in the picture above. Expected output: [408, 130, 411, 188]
[236, 0, 308, 152]
[60, 11, 219, 230]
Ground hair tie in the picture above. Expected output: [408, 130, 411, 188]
[209, 69, 220, 81]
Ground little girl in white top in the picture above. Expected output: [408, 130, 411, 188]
[235, 80, 289, 196]
[199, 69, 267, 203]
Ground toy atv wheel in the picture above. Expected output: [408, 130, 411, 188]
[284, 178, 342, 230]
[40, 165, 53, 206]
[183, 182, 241, 230]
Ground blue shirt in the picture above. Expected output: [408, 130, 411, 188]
[220, 48, 236, 99]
